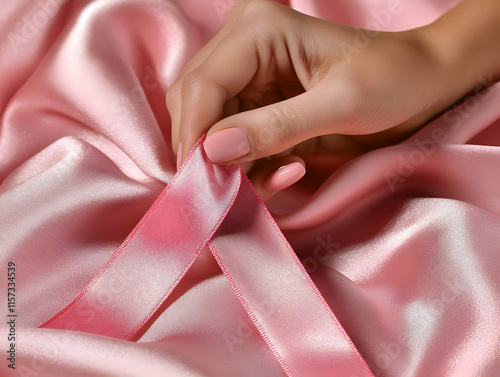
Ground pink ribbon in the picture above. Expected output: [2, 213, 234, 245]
[41, 136, 374, 377]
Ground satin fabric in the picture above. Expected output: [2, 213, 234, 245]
[1, 0, 499, 376]
[37, 135, 372, 376]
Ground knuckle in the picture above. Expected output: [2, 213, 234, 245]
[166, 83, 180, 109]
[180, 69, 205, 97]
[330, 71, 366, 117]
[342, 79, 366, 115]
[268, 107, 289, 135]
[261, 105, 299, 145]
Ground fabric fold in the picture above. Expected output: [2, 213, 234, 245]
[41, 136, 373, 376]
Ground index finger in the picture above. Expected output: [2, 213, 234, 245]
[174, 29, 259, 165]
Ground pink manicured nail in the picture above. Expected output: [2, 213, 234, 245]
[263, 162, 306, 193]
[203, 128, 250, 163]
[176, 142, 182, 170]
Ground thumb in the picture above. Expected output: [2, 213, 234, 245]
[203, 85, 343, 164]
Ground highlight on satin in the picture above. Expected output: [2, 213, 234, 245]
[0, 0, 499, 376]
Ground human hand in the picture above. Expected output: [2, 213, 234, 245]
[166, 0, 482, 201]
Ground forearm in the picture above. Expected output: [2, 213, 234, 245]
[423, 0, 500, 96]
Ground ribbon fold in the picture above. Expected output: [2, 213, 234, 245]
[41, 136, 374, 377]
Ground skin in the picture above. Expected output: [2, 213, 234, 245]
[167, 0, 500, 201]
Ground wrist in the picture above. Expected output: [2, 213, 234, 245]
[416, 3, 500, 99]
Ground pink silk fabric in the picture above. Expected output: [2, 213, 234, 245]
[1, 0, 500, 376]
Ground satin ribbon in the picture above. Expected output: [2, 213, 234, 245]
[41, 136, 374, 377]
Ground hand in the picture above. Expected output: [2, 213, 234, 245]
[167, 0, 495, 201]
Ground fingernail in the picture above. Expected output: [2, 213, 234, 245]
[176, 142, 182, 170]
[203, 128, 250, 163]
[263, 162, 306, 193]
